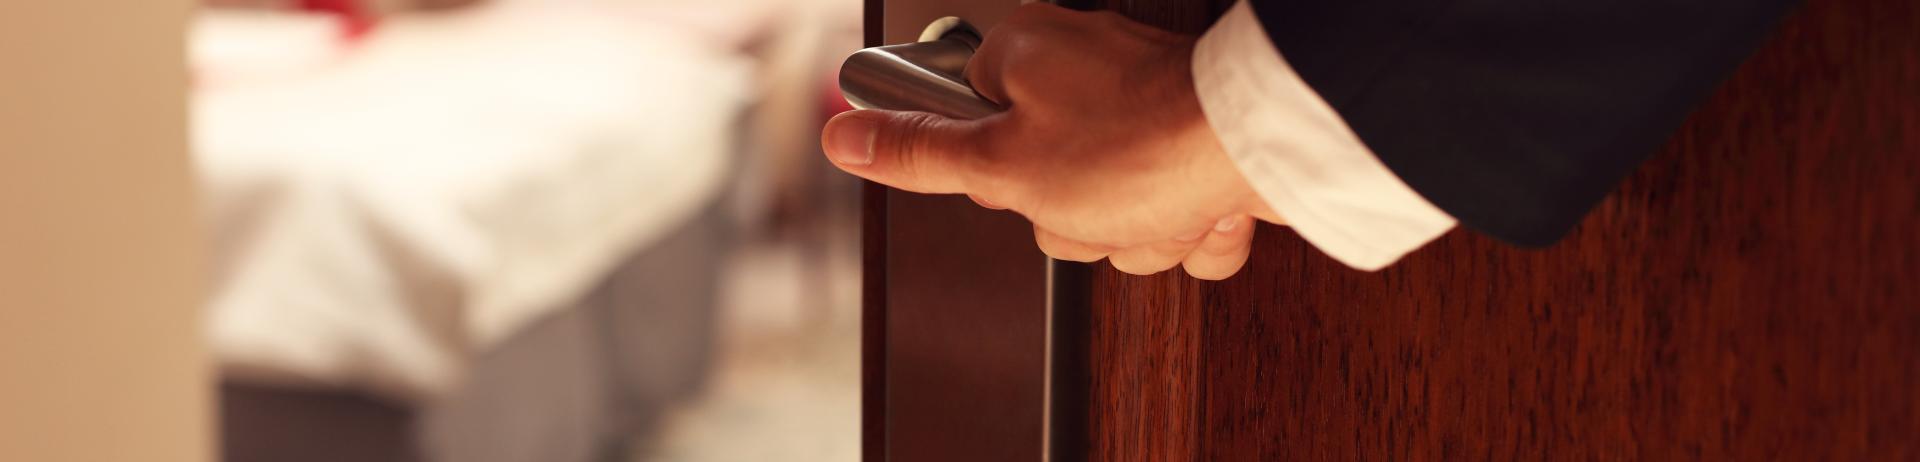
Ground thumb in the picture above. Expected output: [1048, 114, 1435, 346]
[822, 109, 983, 195]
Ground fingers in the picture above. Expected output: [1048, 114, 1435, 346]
[1181, 216, 1256, 280]
[1034, 226, 1113, 263]
[965, 39, 1009, 106]
[1034, 217, 1253, 279]
[964, 2, 1074, 107]
[822, 110, 985, 195]
[1107, 234, 1204, 276]
[969, 194, 1008, 210]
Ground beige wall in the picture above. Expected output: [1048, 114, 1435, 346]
[0, 2, 210, 462]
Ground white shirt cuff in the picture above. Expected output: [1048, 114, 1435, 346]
[1191, 0, 1457, 271]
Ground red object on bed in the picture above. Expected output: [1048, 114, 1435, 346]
[299, 0, 376, 39]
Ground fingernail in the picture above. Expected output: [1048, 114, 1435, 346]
[1214, 216, 1239, 232]
[825, 116, 877, 166]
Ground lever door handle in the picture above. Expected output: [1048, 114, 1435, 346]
[839, 18, 1005, 120]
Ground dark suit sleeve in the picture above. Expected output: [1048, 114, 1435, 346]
[1246, 0, 1799, 246]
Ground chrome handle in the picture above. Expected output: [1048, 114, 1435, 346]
[839, 18, 1004, 120]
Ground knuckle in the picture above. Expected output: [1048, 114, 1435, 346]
[963, 61, 1006, 104]
[1185, 262, 1232, 281]
[1187, 251, 1249, 280]
[968, 194, 1006, 210]
[1034, 232, 1091, 262]
[1032, 229, 1064, 254]
[1054, 251, 1103, 264]
[891, 112, 942, 148]
[963, 58, 991, 84]
[1112, 262, 1161, 276]
[1108, 252, 1170, 276]
[882, 112, 946, 179]
[1183, 262, 1222, 280]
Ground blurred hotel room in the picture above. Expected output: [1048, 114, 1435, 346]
[8, 0, 1918, 461]
[190, 0, 863, 460]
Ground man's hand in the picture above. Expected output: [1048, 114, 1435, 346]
[822, 4, 1278, 280]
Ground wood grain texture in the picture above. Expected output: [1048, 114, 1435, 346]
[1069, 5, 1235, 461]
[1088, 271, 1204, 462]
[1085, 0, 1920, 460]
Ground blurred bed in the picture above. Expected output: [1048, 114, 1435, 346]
[192, 1, 853, 460]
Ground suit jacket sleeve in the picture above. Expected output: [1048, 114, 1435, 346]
[1245, 0, 1799, 245]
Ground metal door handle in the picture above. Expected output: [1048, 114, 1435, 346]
[839, 18, 1004, 120]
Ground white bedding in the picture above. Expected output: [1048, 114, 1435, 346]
[192, 4, 752, 400]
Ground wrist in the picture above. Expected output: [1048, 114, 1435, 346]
[1167, 52, 1279, 225]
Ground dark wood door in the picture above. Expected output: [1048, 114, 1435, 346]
[866, 0, 1918, 460]
[1074, 0, 1920, 460]
[862, 2, 1058, 462]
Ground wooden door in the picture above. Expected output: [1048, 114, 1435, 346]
[1073, 0, 1920, 460]
[862, 2, 1060, 461]
[866, 0, 1918, 460]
